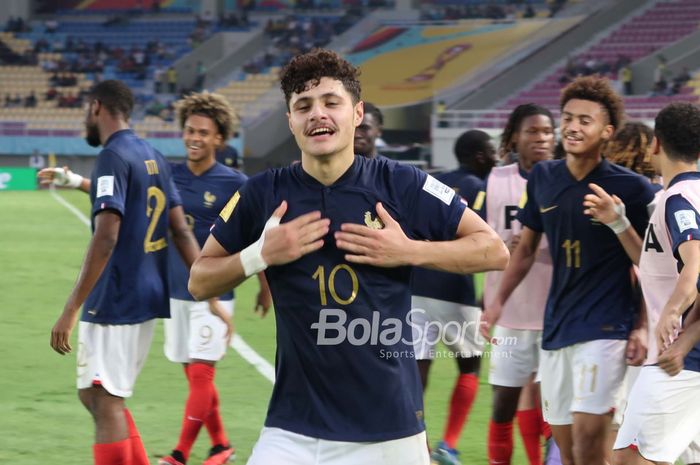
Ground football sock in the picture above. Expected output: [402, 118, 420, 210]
[123, 409, 149, 465]
[488, 419, 513, 465]
[517, 409, 542, 465]
[443, 373, 478, 448]
[204, 384, 228, 447]
[175, 362, 215, 460]
[93, 438, 131, 465]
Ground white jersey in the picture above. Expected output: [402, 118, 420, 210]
[639, 176, 700, 364]
[484, 163, 551, 330]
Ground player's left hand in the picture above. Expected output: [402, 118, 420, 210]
[50, 309, 79, 355]
[208, 299, 233, 344]
[255, 288, 272, 318]
[625, 327, 647, 366]
[336, 202, 411, 267]
[658, 342, 685, 376]
[656, 309, 682, 352]
[583, 183, 624, 224]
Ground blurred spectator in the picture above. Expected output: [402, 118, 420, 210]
[195, 61, 206, 91]
[25, 91, 37, 108]
[620, 64, 632, 95]
[29, 149, 46, 170]
[45, 19, 59, 33]
[167, 67, 177, 93]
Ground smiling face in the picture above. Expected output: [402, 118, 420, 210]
[560, 98, 614, 158]
[182, 113, 222, 164]
[287, 77, 362, 160]
[514, 114, 554, 170]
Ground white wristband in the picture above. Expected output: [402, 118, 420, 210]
[51, 168, 83, 188]
[239, 214, 282, 277]
[606, 202, 631, 234]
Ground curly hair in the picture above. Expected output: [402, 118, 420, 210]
[175, 91, 238, 141]
[280, 48, 361, 108]
[499, 103, 554, 159]
[604, 122, 655, 178]
[560, 76, 624, 132]
[655, 102, 700, 163]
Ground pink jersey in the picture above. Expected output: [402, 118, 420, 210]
[484, 163, 552, 330]
[639, 181, 700, 364]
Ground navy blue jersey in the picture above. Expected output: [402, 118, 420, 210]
[211, 156, 466, 441]
[168, 162, 247, 301]
[664, 173, 700, 372]
[82, 129, 181, 324]
[518, 159, 654, 350]
[410, 167, 482, 305]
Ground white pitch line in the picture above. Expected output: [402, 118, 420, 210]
[49, 187, 276, 384]
[231, 335, 275, 383]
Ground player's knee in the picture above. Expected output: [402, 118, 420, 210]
[77, 389, 94, 414]
[572, 428, 606, 459]
[491, 386, 520, 422]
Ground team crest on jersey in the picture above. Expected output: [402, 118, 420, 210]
[204, 191, 216, 208]
[364, 211, 384, 229]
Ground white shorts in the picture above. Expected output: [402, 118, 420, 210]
[77, 319, 156, 398]
[539, 339, 627, 425]
[611, 365, 641, 428]
[613, 366, 700, 463]
[246, 427, 429, 465]
[410, 296, 483, 360]
[163, 298, 234, 363]
[488, 327, 541, 388]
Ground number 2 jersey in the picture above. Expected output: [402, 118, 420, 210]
[518, 159, 655, 350]
[639, 172, 700, 371]
[210, 156, 466, 441]
[82, 129, 181, 325]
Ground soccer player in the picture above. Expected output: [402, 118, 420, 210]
[188, 48, 509, 465]
[409, 129, 493, 465]
[159, 92, 257, 465]
[41, 91, 273, 465]
[48, 80, 200, 465]
[353, 101, 384, 158]
[480, 104, 555, 465]
[612, 103, 700, 465]
[485, 76, 655, 465]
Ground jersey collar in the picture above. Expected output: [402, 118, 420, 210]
[668, 171, 700, 189]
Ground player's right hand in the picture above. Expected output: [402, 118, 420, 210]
[38, 166, 83, 188]
[261, 201, 330, 266]
[658, 342, 685, 376]
[50, 310, 79, 355]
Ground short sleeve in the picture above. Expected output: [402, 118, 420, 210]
[665, 193, 700, 261]
[398, 166, 466, 241]
[516, 174, 542, 232]
[92, 149, 128, 218]
[626, 180, 655, 236]
[210, 178, 265, 254]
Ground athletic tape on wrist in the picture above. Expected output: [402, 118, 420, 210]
[240, 215, 282, 277]
[52, 168, 83, 188]
[606, 202, 631, 234]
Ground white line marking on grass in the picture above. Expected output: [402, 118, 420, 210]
[50, 188, 90, 227]
[50, 187, 276, 384]
[231, 335, 275, 383]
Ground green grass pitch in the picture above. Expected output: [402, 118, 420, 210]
[0, 190, 529, 464]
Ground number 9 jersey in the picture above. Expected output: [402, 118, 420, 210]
[210, 156, 466, 442]
[82, 129, 181, 325]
